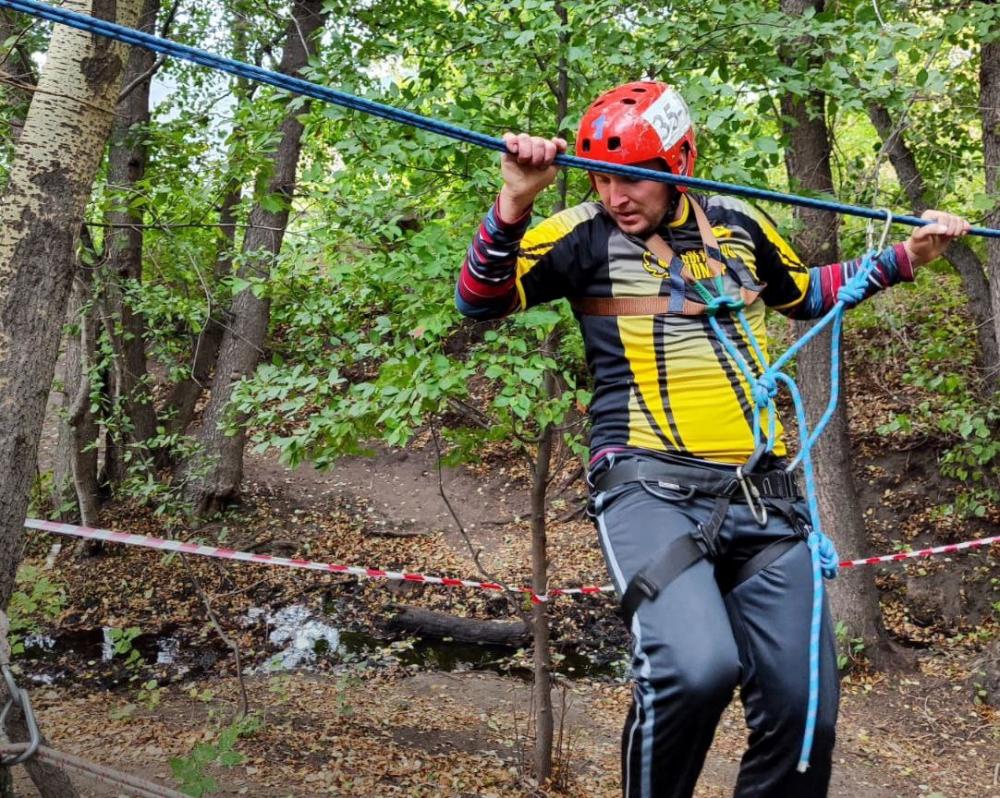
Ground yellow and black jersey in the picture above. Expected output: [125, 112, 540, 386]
[457, 193, 913, 464]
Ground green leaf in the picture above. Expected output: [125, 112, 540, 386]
[971, 193, 996, 212]
[258, 193, 286, 214]
[755, 137, 780, 155]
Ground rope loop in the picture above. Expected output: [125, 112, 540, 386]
[808, 530, 840, 580]
[865, 207, 895, 251]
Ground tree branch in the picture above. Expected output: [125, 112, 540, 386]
[179, 555, 250, 721]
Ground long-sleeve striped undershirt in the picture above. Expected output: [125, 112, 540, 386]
[456, 196, 914, 321]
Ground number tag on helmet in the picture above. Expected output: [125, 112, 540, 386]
[642, 90, 691, 152]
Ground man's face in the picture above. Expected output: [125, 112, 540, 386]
[591, 159, 674, 237]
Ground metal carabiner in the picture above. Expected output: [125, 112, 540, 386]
[0, 665, 41, 767]
[735, 465, 768, 527]
[865, 206, 894, 252]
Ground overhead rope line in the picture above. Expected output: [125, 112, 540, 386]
[2, 0, 999, 238]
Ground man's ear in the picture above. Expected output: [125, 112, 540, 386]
[677, 144, 691, 176]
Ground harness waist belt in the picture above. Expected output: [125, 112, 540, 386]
[594, 458, 800, 499]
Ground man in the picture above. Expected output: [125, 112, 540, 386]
[455, 81, 968, 798]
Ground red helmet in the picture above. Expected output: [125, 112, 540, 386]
[575, 81, 697, 192]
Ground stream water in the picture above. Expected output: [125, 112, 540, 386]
[18, 603, 627, 687]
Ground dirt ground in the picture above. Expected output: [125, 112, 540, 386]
[13, 665, 998, 798]
[14, 426, 1000, 797]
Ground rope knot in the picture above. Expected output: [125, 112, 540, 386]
[837, 253, 878, 307]
[836, 281, 867, 307]
[808, 530, 839, 580]
[752, 373, 778, 408]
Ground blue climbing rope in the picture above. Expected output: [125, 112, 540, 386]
[702, 247, 883, 771]
[4, 0, 996, 774]
[3, 0, 1000, 239]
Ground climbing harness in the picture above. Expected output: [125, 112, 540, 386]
[590, 453, 805, 624]
[1, 0, 998, 239]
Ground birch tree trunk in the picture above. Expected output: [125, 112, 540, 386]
[0, 5, 142, 795]
[0, 0, 141, 589]
[779, 0, 893, 664]
[182, 0, 327, 514]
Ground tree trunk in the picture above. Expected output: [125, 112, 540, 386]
[162, 10, 251, 439]
[528, 17, 569, 783]
[182, 0, 327, 515]
[388, 606, 530, 645]
[531, 404, 555, 786]
[867, 103, 998, 388]
[529, 333, 562, 786]
[779, 0, 893, 665]
[51, 282, 93, 519]
[98, 0, 162, 484]
[161, 183, 241, 438]
[51, 277, 101, 527]
[982, 36, 1000, 397]
[0, 0, 141, 585]
[68, 282, 102, 532]
[0, 3, 142, 796]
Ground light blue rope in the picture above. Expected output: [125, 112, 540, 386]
[3, 0, 1000, 239]
[703, 253, 879, 771]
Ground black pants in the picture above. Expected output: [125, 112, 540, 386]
[592, 464, 839, 798]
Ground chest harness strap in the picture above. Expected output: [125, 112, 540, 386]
[570, 200, 764, 318]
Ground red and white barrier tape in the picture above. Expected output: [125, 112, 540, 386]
[836, 534, 1000, 569]
[23, 518, 999, 602]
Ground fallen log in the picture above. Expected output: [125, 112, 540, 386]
[388, 606, 530, 646]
